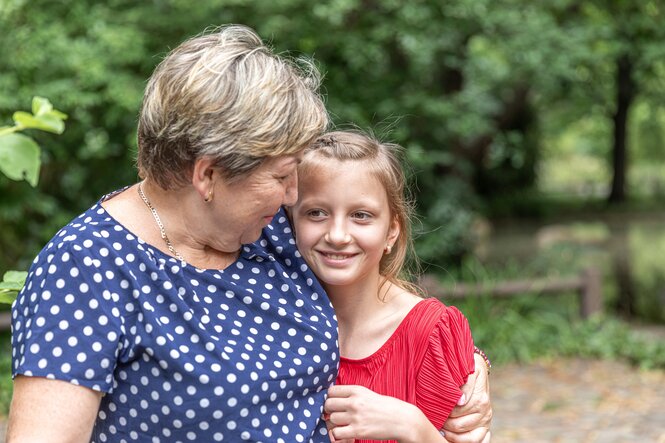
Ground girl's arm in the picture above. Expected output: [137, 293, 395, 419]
[324, 385, 448, 443]
[7, 376, 102, 443]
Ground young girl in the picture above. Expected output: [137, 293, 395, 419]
[291, 131, 478, 443]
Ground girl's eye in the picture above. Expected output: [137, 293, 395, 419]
[352, 212, 372, 221]
[306, 209, 326, 218]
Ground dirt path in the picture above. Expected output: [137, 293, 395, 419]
[1, 358, 664, 442]
[490, 358, 665, 443]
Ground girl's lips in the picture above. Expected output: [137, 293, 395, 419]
[317, 251, 358, 266]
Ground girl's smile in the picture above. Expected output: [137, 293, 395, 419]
[292, 159, 399, 291]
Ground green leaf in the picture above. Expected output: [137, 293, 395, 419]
[0, 290, 18, 305]
[13, 111, 65, 134]
[49, 109, 68, 120]
[32, 96, 53, 116]
[0, 126, 18, 136]
[32, 96, 68, 120]
[0, 133, 41, 186]
[0, 271, 25, 305]
[0, 282, 19, 290]
[2, 271, 27, 285]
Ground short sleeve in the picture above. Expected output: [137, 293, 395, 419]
[12, 240, 126, 393]
[416, 305, 475, 429]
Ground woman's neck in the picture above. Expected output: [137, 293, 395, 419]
[106, 181, 240, 270]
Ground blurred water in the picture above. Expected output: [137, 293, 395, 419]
[476, 210, 665, 323]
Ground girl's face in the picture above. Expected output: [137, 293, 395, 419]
[292, 158, 399, 290]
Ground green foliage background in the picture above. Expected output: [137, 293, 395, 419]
[2, 0, 665, 272]
[1, 0, 665, 416]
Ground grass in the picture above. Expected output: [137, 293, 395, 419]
[443, 283, 665, 371]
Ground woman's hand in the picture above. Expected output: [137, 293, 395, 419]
[324, 385, 447, 443]
[442, 353, 492, 442]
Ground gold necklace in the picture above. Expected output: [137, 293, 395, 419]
[137, 182, 186, 263]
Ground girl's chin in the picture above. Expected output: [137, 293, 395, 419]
[314, 273, 359, 288]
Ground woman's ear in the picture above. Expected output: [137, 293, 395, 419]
[192, 156, 217, 201]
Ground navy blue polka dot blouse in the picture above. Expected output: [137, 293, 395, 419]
[11, 193, 339, 442]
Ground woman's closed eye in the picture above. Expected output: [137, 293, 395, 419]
[277, 171, 295, 182]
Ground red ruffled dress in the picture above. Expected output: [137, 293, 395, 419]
[335, 297, 475, 443]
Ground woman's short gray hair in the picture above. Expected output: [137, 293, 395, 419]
[137, 24, 329, 189]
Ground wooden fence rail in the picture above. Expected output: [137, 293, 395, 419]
[0, 268, 603, 332]
[420, 267, 603, 319]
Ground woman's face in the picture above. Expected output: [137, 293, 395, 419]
[210, 154, 302, 250]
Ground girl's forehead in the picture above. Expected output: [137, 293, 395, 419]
[301, 158, 372, 182]
[301, 161, 387, 196]
[303, 156, 368, 171]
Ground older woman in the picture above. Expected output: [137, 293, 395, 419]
[9, 25, 490, 442]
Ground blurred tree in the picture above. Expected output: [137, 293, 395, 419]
[552, 1, 665, 203]
[1, 0, 664, 273]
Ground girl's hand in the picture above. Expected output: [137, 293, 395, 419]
[324, 385, 445, 443]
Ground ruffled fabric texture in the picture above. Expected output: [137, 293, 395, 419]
[336, 297, 475, 441]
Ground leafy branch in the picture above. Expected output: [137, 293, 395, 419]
[0, 97, 66, 304]
[0, 96, 67, 187]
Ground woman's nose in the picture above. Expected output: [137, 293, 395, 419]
[283, 171, 299, 206]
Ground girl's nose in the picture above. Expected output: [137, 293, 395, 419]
[324, 220, 351, 245]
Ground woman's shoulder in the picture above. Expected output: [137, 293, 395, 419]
[31, 194, 155, 275]
[246, 207, 299, 261]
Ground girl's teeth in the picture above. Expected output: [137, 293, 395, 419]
[326, 253, 347, 260]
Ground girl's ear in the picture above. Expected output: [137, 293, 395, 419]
[386, 215, 400, 248]
[191, 156, 217, 201]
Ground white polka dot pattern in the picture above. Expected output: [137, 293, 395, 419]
[11, 197, 339, 442]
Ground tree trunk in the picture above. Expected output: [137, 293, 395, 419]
[608, 54, 636, 204]
[610, 224, 636, 318]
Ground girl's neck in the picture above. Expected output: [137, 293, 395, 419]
[324, 274, 385, 322]
[325, 276, 420, 359]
